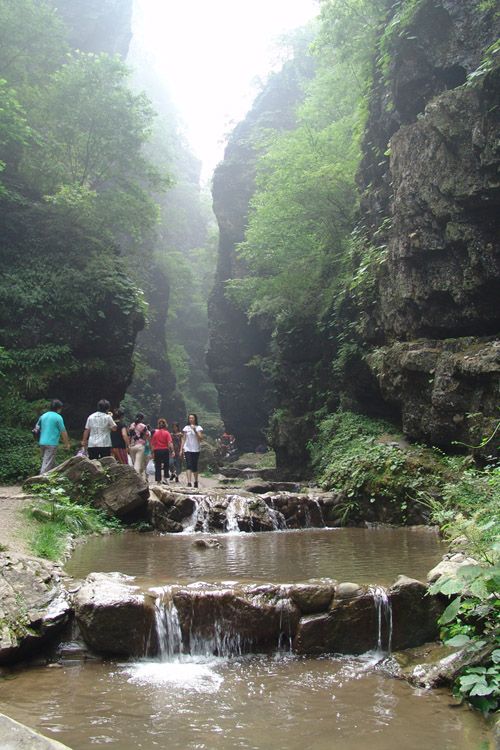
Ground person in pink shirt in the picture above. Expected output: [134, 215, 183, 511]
[150, 418, 174, 484]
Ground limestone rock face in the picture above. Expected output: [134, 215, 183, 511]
[74, 573, 156, 657]
[367, 339, 500, 449]
[55, 0, 133, 58]
[0, 552, 71, 665]
[359, 3, 500, 454]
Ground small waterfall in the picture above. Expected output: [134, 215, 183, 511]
[369, 585, 393, 654]
[188, 624, 246, 658]
[225, 495, 244, 533]
[182, 495, 211, 533]
[311, 498, 325, 527]
[154, 588, 183, 659]
[267, 504, 287, 531]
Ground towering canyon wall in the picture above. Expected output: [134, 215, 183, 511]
[208, 58, 313, 450]
[207, 0, 500, 461]
[360, 0, 500, 450]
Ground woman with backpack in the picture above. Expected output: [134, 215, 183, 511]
[128, 413, 150, 479]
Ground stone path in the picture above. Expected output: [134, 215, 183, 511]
[0, 485, 33, 556]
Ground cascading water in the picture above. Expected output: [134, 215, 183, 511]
[154, 587, 184, 659]
[182, 495, 211, 533]
[369, 585, 393, 654]
[225, 495, 246, 533]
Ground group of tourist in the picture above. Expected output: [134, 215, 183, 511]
[35, 399, 204, 488]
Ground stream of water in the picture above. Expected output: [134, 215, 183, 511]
[0, 528, 491, 748]
[66, 526, 447, 587]
[0, 654, 490, 750]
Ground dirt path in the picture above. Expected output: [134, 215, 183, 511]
[0, 485, 34, 556]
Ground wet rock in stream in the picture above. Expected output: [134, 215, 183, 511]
[71, 573, 445, 659]
[0, 552, 71, 665]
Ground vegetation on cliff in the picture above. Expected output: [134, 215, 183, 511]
[0, 0, 163, 435]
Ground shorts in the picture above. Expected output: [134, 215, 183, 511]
[88, 447, 112, 460]
[184, 451, 200, 472]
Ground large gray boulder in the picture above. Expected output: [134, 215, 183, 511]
[96, 462, 149, 518]
[74, 573, 156, 657]
[26, 456, 150, 521]
[389, 575, 445, 650]
[0, 552, 71, 665]
[426, 552, 478, 584]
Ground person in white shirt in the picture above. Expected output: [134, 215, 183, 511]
[181, 413, 203, 488]
[81, 399, 116, 460]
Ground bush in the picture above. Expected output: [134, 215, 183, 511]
[0, 428, 40, 483]
[309, 411, 459, 523]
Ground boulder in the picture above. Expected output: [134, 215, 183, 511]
[74, 572, 156, 656]
[335, 582, 363, 599]
[285, 581, 336, 614]
[408, 640, 497, 689]
[147, 499, 184, 533]
[172, 584, 300, 654]
[294, 590, 378, 655]
[24, 455, 105, 489]
[427, 552, 479, 584]
[96, 462, 149, 519]
[0, 714, 72, 749]
[389, 575, 445, 650]
[0, 552, 71, 665]
[25, 456, 150, 522]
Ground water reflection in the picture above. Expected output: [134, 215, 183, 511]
[66, 527, 447, 586]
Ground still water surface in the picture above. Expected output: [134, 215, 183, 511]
[66, 527, 447, 586]
[0, 654, 490, 750]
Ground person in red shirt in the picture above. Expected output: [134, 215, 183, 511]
[150, 418, 174, 484]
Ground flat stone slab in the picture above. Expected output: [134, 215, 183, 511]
[0, 713, 72, 749]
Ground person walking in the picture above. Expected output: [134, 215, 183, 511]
[171, 422, 183, 482]
[128, 412, 150, 479]
[111, 407, 129, 464]
[181, 413, 203, 488]
[36, 399, 71, 474]
[81, 400, 116, 459]
[150, 418, 174, 484]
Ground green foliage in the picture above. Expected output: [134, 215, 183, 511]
[26, 477, 121, 560]
[309, 411, 458, 521]
[429, 564, 500, 714]
[0, 428, 40, 484]
[0, 0, 172, 430]
[423, 466, 500, 564]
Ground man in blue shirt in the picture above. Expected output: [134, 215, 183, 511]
[36, 399, 71, 474]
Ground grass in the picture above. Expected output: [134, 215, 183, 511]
[25, 478, 122, 561]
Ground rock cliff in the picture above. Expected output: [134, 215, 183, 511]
[361, 0, 500, 451]
[208, 0, 500, 461]
[208, 58, 314, 450]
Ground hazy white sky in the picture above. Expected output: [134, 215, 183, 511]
[131, 0, 319, 179]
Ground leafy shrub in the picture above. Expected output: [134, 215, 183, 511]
[309, 411, 458, 522]
[429, 564, 500, 714]
[0, 428, 40, 483]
